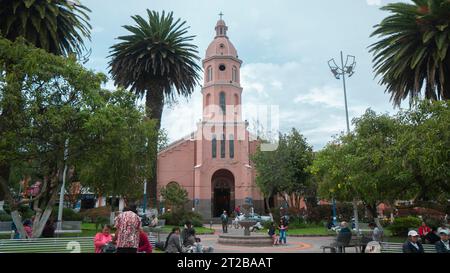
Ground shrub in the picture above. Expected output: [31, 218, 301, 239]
[95, 216, 111, 230]
[0, 212, 12, 222]
[160, 210, 203, 227]
[388, 216, 422, 237]
[79, 206, 111, 223]
[52, 207, 83, 221]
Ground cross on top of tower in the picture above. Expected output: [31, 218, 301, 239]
[219, 12, 224, 20]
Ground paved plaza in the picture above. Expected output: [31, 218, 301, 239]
[193, 225, 358, 253]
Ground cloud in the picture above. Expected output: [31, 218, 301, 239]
[366, 0, 382, 6]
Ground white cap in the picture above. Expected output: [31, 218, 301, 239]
[408, 230, 419, 237]
[439, 229, 449, 235]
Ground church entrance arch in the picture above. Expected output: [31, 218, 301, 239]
[211, 169, 235, 217]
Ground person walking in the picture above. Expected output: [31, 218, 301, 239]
[278, 219, 287, 245]
[165, 227, 183, 253]
[114, 204, 141, 253]
[220, 210, 229, 233]
[402, 230, 425, 253]
[94, 225, 113, 253]
[435, 229, 450, 253]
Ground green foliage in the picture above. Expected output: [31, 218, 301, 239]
[313, 101, 450, 218]
[160, 211, 203, 227]
[78, 207, 111, 223]
[76, 89, 160, 204]
[108, 10, 201, 105]
[0, 211, 12, 222]
[370, 0, 450, 104]
[0, 0, 92, 57]
[388, 216, 422, 237]
[252, 128, 315, 209]
[51, 207, 82, 221]
[160, 183, 189, 211]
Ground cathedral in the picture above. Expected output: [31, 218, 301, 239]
[157, 18, 264, 219]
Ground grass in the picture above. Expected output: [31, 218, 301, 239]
[160, 225, 215, 234]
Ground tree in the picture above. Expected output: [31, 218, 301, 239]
[312, 103, 450, 227]
[370, 0, 450, 105]
[392, 100, 450, 201]
[0, 0, 91, 57]
[108, 10, 201, 205]
[0, 0, 92, 207]
[312, 110, 408, 228]
[160, 183, 189, 212]
[0, 37, 105, 237]
[76, 89, 160, 224]
[252, 129, 314, 211]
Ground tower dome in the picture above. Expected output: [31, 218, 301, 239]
[205, 19, 238, 59]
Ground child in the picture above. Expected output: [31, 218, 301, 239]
[278, 220, 287, 245]
[268, 222, 278, 246]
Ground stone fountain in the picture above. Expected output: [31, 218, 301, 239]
[217, 204, 273, 246]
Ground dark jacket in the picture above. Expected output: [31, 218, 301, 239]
[402, 241, 425, 253]
[435, 240, 450, 253]
[425, 232, 440, 244]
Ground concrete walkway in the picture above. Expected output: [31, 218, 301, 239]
[197, 224, 359, 253]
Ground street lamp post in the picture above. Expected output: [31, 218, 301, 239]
[57, 139, 69, 232]
[143, 179, 147, 215]
[328, 51, 360, 235]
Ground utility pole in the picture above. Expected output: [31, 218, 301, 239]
[328, 51, 360, 235]
[57, 139, 69, 232]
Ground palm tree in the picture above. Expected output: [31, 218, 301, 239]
[0, 0, 91, 57]
[109, 10, 201, 204]
[109, 10, 201, 128]
[370, 0, 450, 106]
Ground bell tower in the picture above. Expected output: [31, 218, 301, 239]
[202, 17, 243, 123]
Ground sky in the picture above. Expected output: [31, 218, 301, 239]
[82, 0, 410, 150]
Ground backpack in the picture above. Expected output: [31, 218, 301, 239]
[101, 242, 117, 253]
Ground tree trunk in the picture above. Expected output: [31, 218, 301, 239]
[352, 200, 360, 235]
[145, 88, 165, 208]
[110, 195, 116, 226]
[32, 206, 53, 238]
[11, 210, 27, 239]
[0, 163, 10, 203]
[366, 203, 383, 229]
[264, 197, 271, 213]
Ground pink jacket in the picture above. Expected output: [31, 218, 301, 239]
[94, 233, 113, 253]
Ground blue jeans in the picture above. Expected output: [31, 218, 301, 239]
[279, 230, 287, 244]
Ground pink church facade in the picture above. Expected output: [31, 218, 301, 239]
[157, 19, 264, 219]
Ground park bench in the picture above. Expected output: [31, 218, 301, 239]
[0, 237, 94, 253]
[321, 234, 364, 253]
[380, 242, 437, 253]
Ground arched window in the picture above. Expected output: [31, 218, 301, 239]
[229, 134, 234, 159]
[219, 92, 226, 114]
[220, 134, 226, 158]
[232, 66, 237, 82]
[206, 93, 211, 106]
[234, 94, 239, 106]
[212, 135, 217, 158]
[207, 66, 213, 82]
